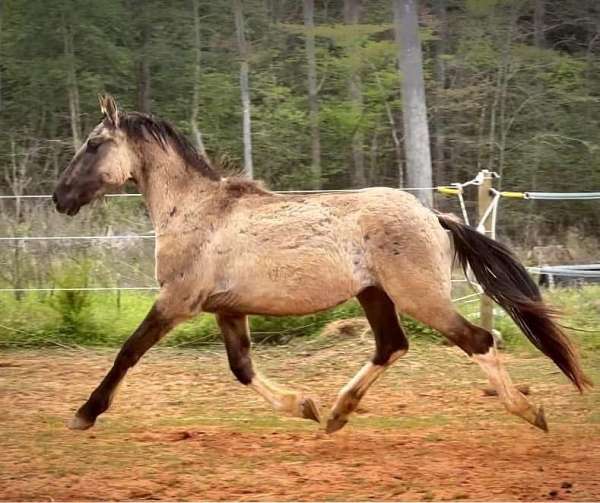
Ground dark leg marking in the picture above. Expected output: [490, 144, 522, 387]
[358, 286, 409, 366]
[442, 315, 494, 356]
[216, 313, 255, 385]
[71, 305, 177, 429]
[326, 287, 408, 433]
[216, 312, 320, 423]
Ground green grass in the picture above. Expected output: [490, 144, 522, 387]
[1, 282, 598, 353]
[490, 285, 600, 353]
[0, 289, 366, 347]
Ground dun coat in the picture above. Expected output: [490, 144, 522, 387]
[53, 95, 591, 434]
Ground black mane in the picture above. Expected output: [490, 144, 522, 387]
[120, 112, 221, 181]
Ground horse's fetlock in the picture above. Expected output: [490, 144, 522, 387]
[230, 362, 254, 385]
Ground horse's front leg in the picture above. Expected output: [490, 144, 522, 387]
[216, 313, 321, 423]
[69, 301, 186, 430]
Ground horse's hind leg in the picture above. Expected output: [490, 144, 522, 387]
[401, 297, 548, 431]
[326, 286, 408, 433]
[216, 313, 321, 423]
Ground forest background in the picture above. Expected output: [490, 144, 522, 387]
[0, 0, 598, 346]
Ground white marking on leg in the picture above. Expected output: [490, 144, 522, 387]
[472, 347, 543, 428]
[472, 347, 516, 406]
[331, 349, 406, 420]
[249, 373, 305, 417]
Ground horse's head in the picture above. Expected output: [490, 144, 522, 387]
[53, 95, 137, 215]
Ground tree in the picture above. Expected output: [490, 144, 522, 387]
[0, 0, 3, 113]
[133, 1, 152, 113]
[432, 0, 448, 184]
[233, 0, 254, 178]
[61, 11, 82, 150]
[190, 0, 207, 157]
[303, 0, 321, 188]
[394, 0, 432, 207]
[534, 0, 545, 49]
[344, 0, 366, 188]
[0, 0, 599, 240]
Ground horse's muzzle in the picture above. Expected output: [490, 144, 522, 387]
[52, 191, 81, 216]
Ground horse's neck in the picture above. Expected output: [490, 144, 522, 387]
[138, 151, 217, 233]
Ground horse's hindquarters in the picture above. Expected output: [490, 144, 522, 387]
[361, 201, 454, 317]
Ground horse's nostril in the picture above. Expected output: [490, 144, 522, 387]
[52, 192, 58, 204]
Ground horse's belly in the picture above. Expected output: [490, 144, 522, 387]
[205, 252, 368, 315]
[234, 279, 357, 315]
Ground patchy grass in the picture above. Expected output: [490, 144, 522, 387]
[491, 285, 600, 353]
[0, 290, 365, 347]
[1, 284, 598, 355]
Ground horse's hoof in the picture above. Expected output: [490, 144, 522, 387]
[534, 405, 548, 432]
[300, 397, 321, 423]
[68, 413, 95, 431]
[325, 415, 348, 434]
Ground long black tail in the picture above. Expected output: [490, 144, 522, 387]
[438, 215, 592, 391]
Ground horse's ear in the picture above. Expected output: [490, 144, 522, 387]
[99, 94, 120, 128]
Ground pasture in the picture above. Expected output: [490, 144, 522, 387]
[1, 287, 599, 501]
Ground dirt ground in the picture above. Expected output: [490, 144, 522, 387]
[1, 336, 599, 501]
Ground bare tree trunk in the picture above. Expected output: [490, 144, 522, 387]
[6, 138, 35, 300]
[190, 0, 207, 158]
[233, 0, 254, 179]
[534, 0, 545, 48]
[394, 0, 433, 206]
[526, 0, 545, 246]
[584, 1, 599, 115]
[303, 0, 321, 188]
[266, 0, 281, 24]
[369, 130, 378, 185]
[0, 0, 3, 113]
[137, 21, 151, 113]
[370, 63, 403, 186]
[496, 6, 518, 185]
[432, 0, 447, 184]
[62, 15, 81, 151]
[344, 0, 365, 188]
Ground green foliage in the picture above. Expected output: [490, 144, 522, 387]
[1, 280, 598, 353]
[1, 0, 598, 225]
[1, 0, 599, 349]
[45, 261, 99, 343]
[282, 23, 392, 48]
[479, 286, 600, 353]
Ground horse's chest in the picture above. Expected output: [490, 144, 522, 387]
[154, 236, 208, 286]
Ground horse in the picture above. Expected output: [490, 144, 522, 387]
[53, 95, 591, 434]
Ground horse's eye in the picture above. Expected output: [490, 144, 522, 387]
[86, 139, 101, 153]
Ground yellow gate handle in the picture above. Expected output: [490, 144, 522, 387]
[499, 191, 526, 199]
[437, 186, 460, 196]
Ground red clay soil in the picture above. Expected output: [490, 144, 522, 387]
[1, 341, 599, 501]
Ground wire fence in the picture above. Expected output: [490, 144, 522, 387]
[1, 178, 599, 297]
